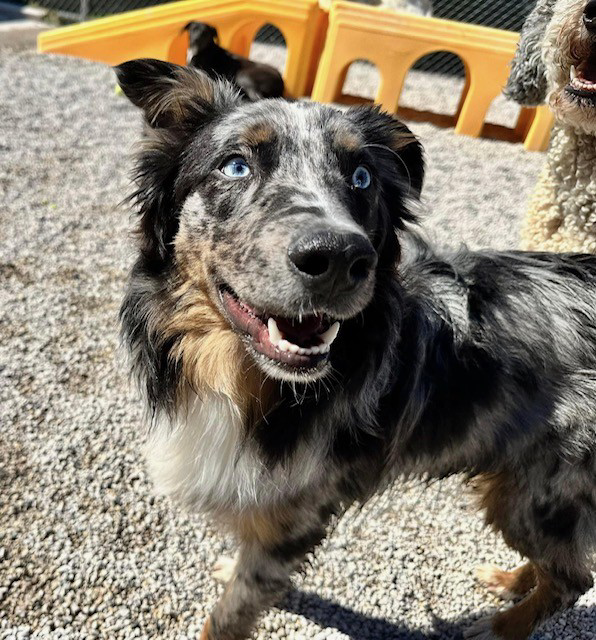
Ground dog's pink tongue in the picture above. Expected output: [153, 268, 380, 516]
[274, 315, 324, 342]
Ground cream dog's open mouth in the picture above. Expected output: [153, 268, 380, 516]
[566, 54, 596, 104]
[218, 285, 340, 370]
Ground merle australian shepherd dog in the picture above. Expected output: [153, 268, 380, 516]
[115, 59, 596, 640]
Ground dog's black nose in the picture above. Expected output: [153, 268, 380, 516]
[288, 231, 377, 293]
[584, 0, 596, 32]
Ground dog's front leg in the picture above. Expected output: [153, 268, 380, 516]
[201, 503, 332, 640]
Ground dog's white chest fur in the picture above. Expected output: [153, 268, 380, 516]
[145, 391, 262, 510]
[145, 391, 324, 512]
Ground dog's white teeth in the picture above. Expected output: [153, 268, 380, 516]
[267, 318, 282, 346]
[278, 339, 290, 352]
[267, 319, 338, 357]
[275, 341, 329, 356]
[571, 65, 578, 81]
[279, 340, 318, 355]
[320, 321, 341, 346]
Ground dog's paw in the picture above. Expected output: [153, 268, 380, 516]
[474, 565, 516, 600]
[213, 555, 237, 583]
[463, 617, 501, 640]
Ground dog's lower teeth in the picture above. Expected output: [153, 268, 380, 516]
[277, 340, 322, 356]
[236, 300, 338, 360]
[265, 317, 340, 358]
[571, 65, 577, 81]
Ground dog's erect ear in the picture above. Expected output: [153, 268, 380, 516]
[115, 58, 237, 128]
[347, 106, 424, 205]
[504, 0, 557, 105]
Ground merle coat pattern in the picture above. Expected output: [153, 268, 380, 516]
[116, 59, 596, 640]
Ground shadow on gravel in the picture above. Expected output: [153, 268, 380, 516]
[282, 591, 596, 639]
[282, 589, 474, 639]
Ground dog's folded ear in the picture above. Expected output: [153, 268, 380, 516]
[504, 0, 557, 105]
[115, 58, 238, 128]
[114, 60, 240, 267]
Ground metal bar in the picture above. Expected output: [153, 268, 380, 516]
[80, 0, 89, 21]
[51, 8, 84, 22]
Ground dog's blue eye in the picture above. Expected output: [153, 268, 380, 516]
[351, 166, 371, 189]
[221, 157, 250, 178]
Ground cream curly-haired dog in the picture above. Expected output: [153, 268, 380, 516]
[506, 0, 596, 253]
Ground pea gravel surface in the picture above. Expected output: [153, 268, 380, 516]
[1, 45, 594, 640]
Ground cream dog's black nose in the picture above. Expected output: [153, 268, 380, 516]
[288, 230, 377, 293]
[584, 0, 596, 32]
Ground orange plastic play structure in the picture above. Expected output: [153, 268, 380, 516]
[37, 0, 554, 151]
[312, 1, 553, 151]
[37, 0, 326, 97]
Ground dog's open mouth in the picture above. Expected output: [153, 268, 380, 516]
[219, 286, 340, 371]
[567, 54, 596, 104]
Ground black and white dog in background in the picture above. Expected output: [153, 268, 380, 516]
[115, 58, 596, 640]
[185, 21, 285, 101]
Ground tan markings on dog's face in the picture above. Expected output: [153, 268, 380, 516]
[239, 121, 277, 147]
[162, 97, 421, 384]
[331, 121, 414, 155]
[172, 102, 386, 382]
[163, 224, 276, 423]
[332, 127, 363, 152]
[181, 103, 377, 317]
[545, 0, 596, 133]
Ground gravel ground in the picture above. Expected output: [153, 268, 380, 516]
[1, 44, 594, 640]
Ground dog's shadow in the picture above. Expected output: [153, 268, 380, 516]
[280, 590, 596, 639]
[280, 589, 470, 639]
